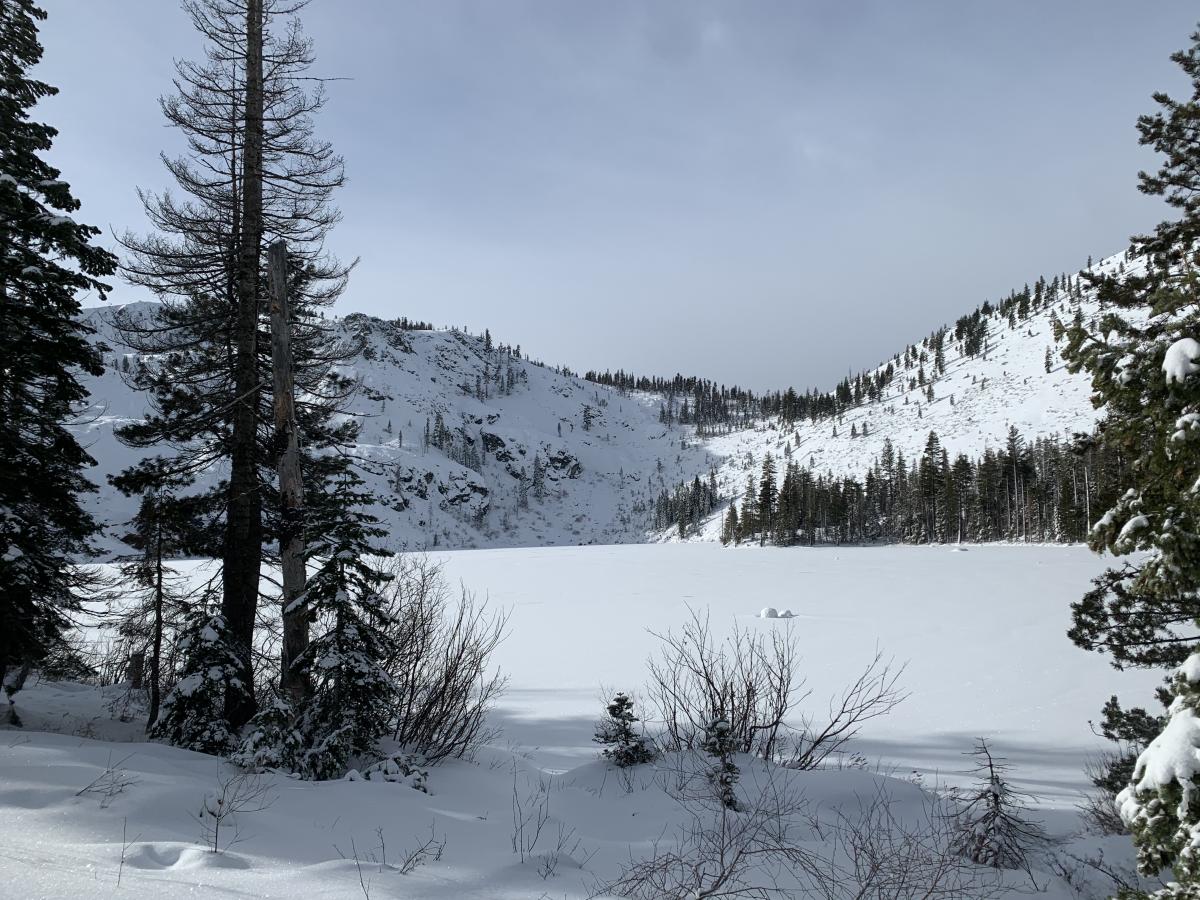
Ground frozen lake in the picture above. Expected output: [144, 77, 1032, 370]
[437, 542, 1160, 802]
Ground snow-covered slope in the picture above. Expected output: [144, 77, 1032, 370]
[687, 252, 1136, 540]
[76, 251, 1127, 550]
[74, 305, 715, 555]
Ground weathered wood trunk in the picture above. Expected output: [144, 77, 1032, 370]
[129, 651, 145, 690]
[222, 0, 264, 729]
[269, 241, 309, 706]
[147, 506, 163, 731]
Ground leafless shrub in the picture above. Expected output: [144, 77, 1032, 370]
[193, 768, 276, 853]
[379, 555, 509, 764]
[76, 751, 140, 808]
[512, 766, 553, 864]
[811, 782, 1006, 899]
[1076, 752, 1128, 836]
[1047, 847, 1153, 898]
[645, 608, 906, 769]
[781, 650, 907, 771]
[596, 759, 830, 899]
[646, 608, 807, 760]
[397, 823, 446, 875]
[349, 823, 446, 877]
[347, 835, 372, 899]
[117, 816, 141, 887]
[603, 753, 1008, 900]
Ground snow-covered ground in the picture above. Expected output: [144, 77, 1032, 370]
[0, 544, 1163, 898]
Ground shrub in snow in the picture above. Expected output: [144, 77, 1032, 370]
[1118, 656, 1200, 895]
[647, 608, 905, 769]
[952, 738, 1049, 873]
[150, 610, 246, 755]
[194, 769, 275, 853]
[231, 697, 303, 773]
[347, 751, 429, 792]
[701, 715, 740, 810]
[593, 692, 656, 768]
[377, 554, 508, 765]
[647, 608, 801, 760]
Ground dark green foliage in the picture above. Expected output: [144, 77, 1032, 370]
[1060, 26, 1200, 674]
[1061, 25, 1200, 898]
[652, 472, 720, 536]
[292, 472, 394, 779]
[594, 692, 656, 768]
[1119, 667, 1200, 897]
[715, 426, 1119, 547]
[232, 697, 303, 773]
[149, 609, 246, 754]
[701, 715, 740, 811]
[0, 0, 117, 686]
[1089, 694, 1167, 803]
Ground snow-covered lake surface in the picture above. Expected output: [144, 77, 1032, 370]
[1, 543, 1163, 898]
[439, 543, 1159, 802]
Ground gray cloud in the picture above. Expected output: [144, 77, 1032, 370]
[37, 0, 1197, 390]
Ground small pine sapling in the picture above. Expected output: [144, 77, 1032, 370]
[953, 738, 1049, 873]
[294, 472, 395, 780]
[232, 697, 303, 773]
[593, 692, 656, 768]
[150, 610, 247, 755]
[702, 715, 740, 810]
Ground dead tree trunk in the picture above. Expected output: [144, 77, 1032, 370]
[223, 0, 265, 729]
[270, 240, 309, 706]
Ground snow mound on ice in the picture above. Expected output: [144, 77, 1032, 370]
[759, 607, 794, 619]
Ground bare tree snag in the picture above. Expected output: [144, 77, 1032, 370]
[270, 240, 309, 706]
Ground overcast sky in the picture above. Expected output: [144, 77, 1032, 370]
[37, 1, 1198, 391]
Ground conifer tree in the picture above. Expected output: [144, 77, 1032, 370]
[739, 470, 758, 542]
[292, 472, 394, 779]
[1118, 661, 1200, 894]
[719, 505, 738, 545]
[150, 608, 246, 754]
[532, 454, 546, 501]
[113, 0, 355, 730]
[115, 487, 195, 730]
[954, 739, 1048, 872]
[1062, 26, 1200, 896]
[593, 692, 656, 768]
[1064, 25, 1200, 671]
[757, 453, 777, 547]
[0, 0, 118, 695]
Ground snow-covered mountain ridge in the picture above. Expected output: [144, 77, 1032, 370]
[74, 303, 715, 555]
[75, 250, 1128, 551]
[685, 251, 1136, 540]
